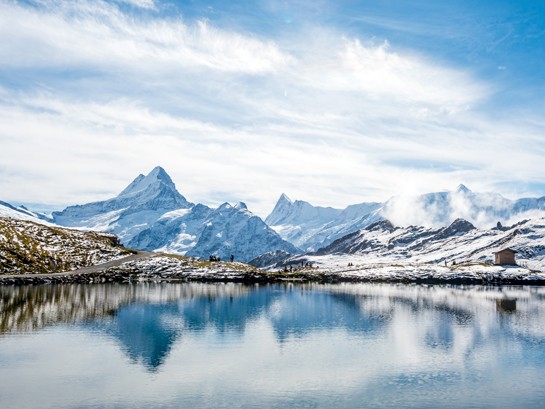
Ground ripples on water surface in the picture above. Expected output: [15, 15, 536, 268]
[1, 283, 545, 408]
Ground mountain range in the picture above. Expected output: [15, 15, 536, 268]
[0, 200, 51, 224]
[307, 217, 545, 272]
[51, 166, 298, 262]
[2, 167, 545, 265]
[266, 184, 545, 252]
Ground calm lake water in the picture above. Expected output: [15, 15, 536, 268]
[1, 283, 545, 409]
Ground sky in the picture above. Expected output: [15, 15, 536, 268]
[1, 0, 545, 217]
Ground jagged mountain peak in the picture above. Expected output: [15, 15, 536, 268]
[312, 216, 545, 270]
[435, 218, 476, 239]
[279, 193, 292, 204]
[455, 184, 471, 193]
[449, 218, 475, 229]
[265, 194, 295, 225]
[365, 219, 395, 233]
[265, 194, 341, 227]
[218, 202, 233, 211]
[149, 166, 173, 183]
[217, 202, 251, 214]
[118, 166, 176, 198]
[52, 166, 192, 243]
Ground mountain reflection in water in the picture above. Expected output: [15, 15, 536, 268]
[1, 283, 545, 408]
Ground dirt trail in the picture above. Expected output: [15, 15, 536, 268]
[68, 251, 156, 274]
[0, 251, 156, 279]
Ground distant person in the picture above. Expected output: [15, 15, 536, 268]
[230, 255, 234, 262]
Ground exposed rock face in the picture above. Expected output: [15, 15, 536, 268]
[432, 218, 476, 241]
[127, 204, 213, 254]
[248, 250, 293, 268]
[316, 220, 397, 255]
[127, 202, 299, 262]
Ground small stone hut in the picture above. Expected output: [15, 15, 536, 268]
[494, 248, 518, 266]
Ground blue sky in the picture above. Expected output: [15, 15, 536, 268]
[1, 0, 544, 216]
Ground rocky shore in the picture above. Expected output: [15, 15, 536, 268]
[1, 255, 545, 286]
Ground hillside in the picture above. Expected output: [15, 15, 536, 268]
[295, 217, 545, 272]
[0, 217, 131, 274]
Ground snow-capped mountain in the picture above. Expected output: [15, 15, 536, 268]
[5, 170, 545, 265]
[53, 166, 192, 242]
[127, 204, 213, 254]
[0, 200, 52, 224]
[52, 166, 297, 262]
[313, 217, 545, 270]
[265, 194, 382, 252]
[266, 185, 545, 252]
[188, 202, 299, 261]
[128, 201, 299, 261]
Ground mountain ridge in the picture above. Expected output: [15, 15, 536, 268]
[50, 167, 298, 262]
[265, 185, 545, 252]
[3, 171, 545, 265]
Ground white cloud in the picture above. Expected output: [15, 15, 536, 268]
[0, 1, 292, 74]
[0, 0, 543, 218]
[303, 38, 486, 110]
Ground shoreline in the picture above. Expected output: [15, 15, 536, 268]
[2, 253, 544, 286]
[1, 269, 545, 286]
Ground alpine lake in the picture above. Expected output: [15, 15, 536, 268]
[1, 282, 545, 409]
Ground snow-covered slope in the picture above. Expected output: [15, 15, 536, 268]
[53, 166, 193, 242]
[0, 200, 53, 224]
[129, 202, 299, 262]
[186, 202, 299, 261]
[127, 204, 212, 254]
[266, 186, 545, 252]
[314, 217, 545, 271]
[265, 194, 382, 252]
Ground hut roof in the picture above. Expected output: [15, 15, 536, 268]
[494, 248, 518, 254]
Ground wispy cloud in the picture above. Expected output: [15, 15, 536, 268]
[0, 1, 292, 74]
[117, 0, 157, 10]
[0, 0, 543, 218]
